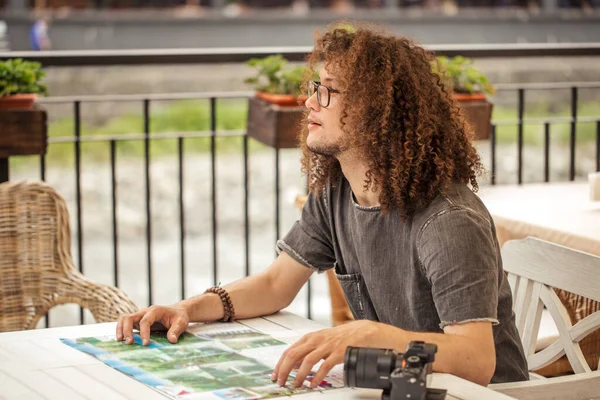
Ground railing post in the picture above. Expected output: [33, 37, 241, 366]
[210, 97, 218, 287]
[275, 148, 280, 254]
[544, 122, 551, 183]
[74, 101, 84, 324]
[143, 99, 153, 306]
[0, 158, 8, 183]
[570, 87, 577, 181]
[178, 137, 186, 300]
[596, 121, 600, 172]
[244, 134, 250, 277]
[40, 152, 48, 328]
[491, 124, 496, 186]
[110, 140, 119, 288]
[40, 155, 46, 181]
[517, 89, 525, 185]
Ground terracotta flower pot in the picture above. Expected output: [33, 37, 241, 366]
[255, 92, 307, 107]
[246, 97, 305, 149]
[454, 92, 487, 102]
[0, 94, 38, 110]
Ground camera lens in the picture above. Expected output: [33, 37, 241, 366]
[344, 347, 398, 390]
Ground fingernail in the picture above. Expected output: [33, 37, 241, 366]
[142, 339, 149, 346]
[270, 373, 276, 381]
[277, 379, 284, 387]
[125, 336, 131, 343]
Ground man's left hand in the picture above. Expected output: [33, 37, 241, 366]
[271, 319, 388, 389]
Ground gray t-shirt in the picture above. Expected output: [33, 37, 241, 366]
[277, 176, 529, 384]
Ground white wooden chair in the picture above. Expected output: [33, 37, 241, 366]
[489, 237, 600, 399]
[502, 237, 600, 376]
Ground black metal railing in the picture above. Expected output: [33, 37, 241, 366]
[3, 43, 600, 66]
[29, 84, 600, 327]
[36, 93, 257, 326]
[2, 45, 599, 327]
[490, 82, 600, 185]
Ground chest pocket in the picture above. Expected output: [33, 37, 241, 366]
[335, 271, 379, 321]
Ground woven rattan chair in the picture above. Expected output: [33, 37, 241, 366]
[0, 181, 138, 332]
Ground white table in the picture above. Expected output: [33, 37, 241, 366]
[0, 311, 514, 400]
[478, 181, 600, 257]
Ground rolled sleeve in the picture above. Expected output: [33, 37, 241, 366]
[418, 207, 500, 329]
[276, 190, 336, 273]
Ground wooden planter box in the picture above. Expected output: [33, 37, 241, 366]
[458, 99, 493, 141]
[246, 97, 305, 149]
[0, 108, 48, 158]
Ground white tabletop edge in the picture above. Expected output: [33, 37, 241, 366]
[0, 312, 518, 400]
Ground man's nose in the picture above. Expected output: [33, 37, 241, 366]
[305, 91, 320, 111]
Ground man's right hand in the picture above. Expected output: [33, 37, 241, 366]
[116, 305, 190, 346]
[114, 252, 314, 347]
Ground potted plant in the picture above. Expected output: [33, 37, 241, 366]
[244, 55, 312, 149]
[433, 55, 495, 140]
[244, 54, 307, 107]
[0, 59, 48, 110]
[0, 59, 48, 170]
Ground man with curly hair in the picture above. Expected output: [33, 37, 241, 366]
[117, 24, 529, 387]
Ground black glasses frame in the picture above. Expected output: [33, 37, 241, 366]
[308, 80, 341, 108]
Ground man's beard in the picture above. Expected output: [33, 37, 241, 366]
[307, 140, 343, 157]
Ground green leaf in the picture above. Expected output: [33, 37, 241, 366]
[0, 58, 47, 96]
[432, 55, 494, 95]
[244, 54, 310, 96]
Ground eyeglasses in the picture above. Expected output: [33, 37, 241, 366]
[307, 80, 341, 108]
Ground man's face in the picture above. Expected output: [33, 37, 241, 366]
[305, 67, 345, 157]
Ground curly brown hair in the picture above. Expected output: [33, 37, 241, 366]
[300, 22, 485, 219]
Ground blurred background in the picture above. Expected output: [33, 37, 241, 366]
[1, 0, 600, 51]
[0, 1, 598, 331]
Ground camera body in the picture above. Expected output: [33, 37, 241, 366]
[344, 341, 447, 400]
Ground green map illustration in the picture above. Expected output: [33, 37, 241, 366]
[61, 326, 344, 399]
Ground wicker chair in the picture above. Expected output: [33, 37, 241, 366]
[0, 181, 138, 332]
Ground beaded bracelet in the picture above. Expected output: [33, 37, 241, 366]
[204, 286, 236, 322]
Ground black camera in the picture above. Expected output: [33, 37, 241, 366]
[344, 341, 447, 400]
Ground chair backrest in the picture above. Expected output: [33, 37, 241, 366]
[0, 181, 137, 332]
[502, 237, 600, 374]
